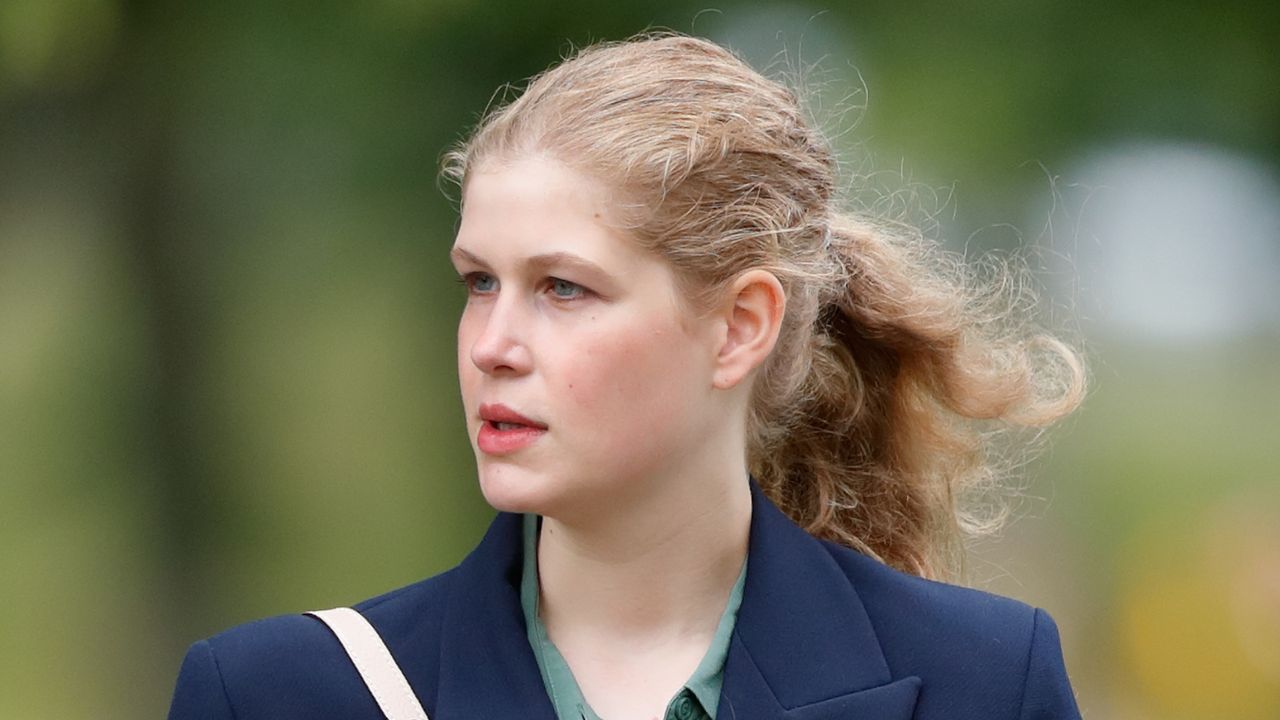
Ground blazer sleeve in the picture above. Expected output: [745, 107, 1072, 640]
[167, 640, 237, 720]
[1018, 608, 1083, 720]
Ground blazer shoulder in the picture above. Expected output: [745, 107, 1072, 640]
[820, 539, 1038, 652]
[206, 564, 457, 668]
[818, 540, 1082, 719]
[168, 567, 459, 720]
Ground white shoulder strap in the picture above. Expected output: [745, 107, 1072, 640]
[306, 607, 430, 720]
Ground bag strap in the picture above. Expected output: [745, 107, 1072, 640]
[306, 607, 430, 720]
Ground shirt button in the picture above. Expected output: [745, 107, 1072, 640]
[671, 694, 699, 720]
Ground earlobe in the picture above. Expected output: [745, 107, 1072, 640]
[713, 270, 786, 390]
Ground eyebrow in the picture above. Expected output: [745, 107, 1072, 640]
[449, 247, 611, 278]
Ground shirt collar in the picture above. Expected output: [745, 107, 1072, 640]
[434, 476, 919, 719]
[519, 512, 747, 719]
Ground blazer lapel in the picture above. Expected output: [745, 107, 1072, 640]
[433, 477, 920, 720]
[434, 509, 559, 718]
[717, 478, 921, 720]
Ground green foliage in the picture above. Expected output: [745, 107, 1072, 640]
[2, 1, 1276, 717]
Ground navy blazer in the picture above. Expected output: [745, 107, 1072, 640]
[168, 478, 1083, 719]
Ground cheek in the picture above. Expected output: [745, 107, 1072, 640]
[556, 318, 707, 456]
[456, 313, 481, 397]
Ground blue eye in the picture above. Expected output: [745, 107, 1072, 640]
[550, 278, 584, 300]
[459, 272, 497, 294]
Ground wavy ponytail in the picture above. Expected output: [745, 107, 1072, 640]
[750, 214, 1085, 578]
[443, 32, 1085, 580]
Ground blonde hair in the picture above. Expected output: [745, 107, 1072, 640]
[442, 32, 1085, 580]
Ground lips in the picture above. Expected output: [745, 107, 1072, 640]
[477, 403, 547, 455]
[478, 403, 547, 429]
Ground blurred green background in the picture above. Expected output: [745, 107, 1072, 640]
[2, 1, 1278, 718]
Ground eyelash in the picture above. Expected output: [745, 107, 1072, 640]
[455, 272, 495, 294]
[456, 272, 589, 302]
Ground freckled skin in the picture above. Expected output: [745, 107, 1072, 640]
[452, 157, 724, 524]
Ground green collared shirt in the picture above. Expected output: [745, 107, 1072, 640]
[520, 513, 747, 720]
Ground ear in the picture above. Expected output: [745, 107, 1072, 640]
[712, 269, 786, 390]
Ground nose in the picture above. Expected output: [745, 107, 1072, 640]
[467, 296, 533, 376]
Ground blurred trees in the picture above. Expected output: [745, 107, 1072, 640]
[1, 1, 1277, 717]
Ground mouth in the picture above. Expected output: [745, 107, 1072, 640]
[488, 420, 534, 431]
[478, 402, 548, 430]
[476, 408, 548, 455]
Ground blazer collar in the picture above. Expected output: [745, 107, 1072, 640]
[717, 477, 920, 719]
[434, 499, 557, 717]
[434, 477, 919, 719]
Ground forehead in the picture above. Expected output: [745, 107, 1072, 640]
[453, 157, 634, 263]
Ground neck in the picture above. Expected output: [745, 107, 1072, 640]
[535, 465, 752, 646]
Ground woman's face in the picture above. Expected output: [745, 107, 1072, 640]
[451, 156, 724, 520]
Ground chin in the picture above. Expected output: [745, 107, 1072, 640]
[475, 463, 557, 515]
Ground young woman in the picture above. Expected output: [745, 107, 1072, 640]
[168, 33, 1086, 720]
